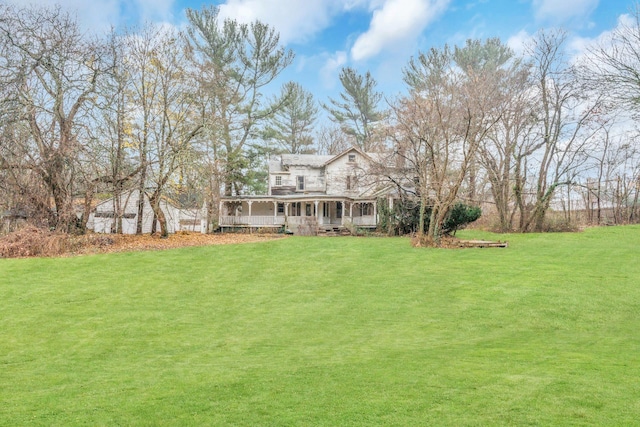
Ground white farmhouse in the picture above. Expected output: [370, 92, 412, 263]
[219, 147, 392, 235]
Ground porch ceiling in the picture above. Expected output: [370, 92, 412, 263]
[220, 195, 377, 203]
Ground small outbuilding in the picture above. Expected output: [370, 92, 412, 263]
[87, 190, 204, 234]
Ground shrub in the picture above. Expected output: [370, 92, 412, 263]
[378, 198, 481, 237]
[0, 226, 114, 258]
[442, 203, 482, 236]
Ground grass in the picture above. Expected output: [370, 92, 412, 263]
[1, 225, 640, 425]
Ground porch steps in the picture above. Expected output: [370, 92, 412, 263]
[317, 226, 351, 237]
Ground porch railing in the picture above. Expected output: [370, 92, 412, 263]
[286, 216, 317, 225]
[219, 216, 285, 226]
[219, 215, 376, 228]
[349, 215, 377, 227]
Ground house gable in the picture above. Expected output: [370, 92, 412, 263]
[269, 154, 332, 195]
[266, 147, 392, 200]
[323, 147, 376, 197]
[322, 146, 372, 168]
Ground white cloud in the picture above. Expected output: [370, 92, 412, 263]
[569, 13, 634, 65]
[135, 0, 176, 24]
[3, 0, 177, 34]
[350, 0, 451, 61]
[320, 51, 348, 88]
[507, 29, 533, 57]
[217, 0, 347, 45]
[532, 0, 598, 24]
[5, 0, 122, 34]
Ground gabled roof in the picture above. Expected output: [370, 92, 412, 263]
[281, 154, 333, 168]
[270, 147, 384, 173]
[93, 189, 182, 210]
[322, 146, 374, 167]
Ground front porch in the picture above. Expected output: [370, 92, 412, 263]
[219, 197, 378, 235]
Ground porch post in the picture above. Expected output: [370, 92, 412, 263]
[219, 200, 224, 227]
[273, 201, 277, 225]
[248, 201, 253, 218]
[314, 201, 320, 223]
[373, 201, 377, 226]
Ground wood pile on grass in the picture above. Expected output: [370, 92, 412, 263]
[411, 234, 508, 248]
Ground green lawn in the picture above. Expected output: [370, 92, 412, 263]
[1, 226, 640, 426]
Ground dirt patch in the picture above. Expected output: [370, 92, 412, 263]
[0, 227, 285, 259]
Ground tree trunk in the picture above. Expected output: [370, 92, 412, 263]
[148, 192, 169, 238]
[136, 168, 146, 234]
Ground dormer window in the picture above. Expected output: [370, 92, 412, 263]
[348, 153, 356, 162]
[275, 175, 282, 186]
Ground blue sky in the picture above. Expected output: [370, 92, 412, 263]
[10, 0, 636, 104]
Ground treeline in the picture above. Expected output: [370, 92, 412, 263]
[1, 3, 639, 240]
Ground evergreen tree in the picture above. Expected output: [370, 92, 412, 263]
[263, 81, 318, 154]
[323, 67, 384, 151]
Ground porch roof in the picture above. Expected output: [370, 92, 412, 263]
[220, 194, 378, 203]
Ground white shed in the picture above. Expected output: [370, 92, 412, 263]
[88, 190, 203, 234]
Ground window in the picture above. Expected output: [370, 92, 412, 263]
[348, 153, 356, 162]
[277, 203, 284, 214]
[292, 202, 301, 216]
[94, 211, 115, 218]
[305, 203, 312, 216]
[297, 175, 305, 191]
[94, 212, 136, 219]
[360, 203, 372, 216]
[347, 175, 357, 190]
[275, 175, 282, 186]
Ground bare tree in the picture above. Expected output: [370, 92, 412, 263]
[395, 44, 501, 244]
[586, 130, 640, 224]
[0, 4, 103, 232]
[453, 38, 517, 206]
[315, 124, 351, 155]
[515, 30, 602, 232]
[469, 43, 536, 232]
[127, 25, 203, 237]
[125, 25, 161, 234]
[583, 2, 640, 115]
[86, 29, 141, 233]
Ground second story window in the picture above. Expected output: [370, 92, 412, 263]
[347, 175, 357, 190]
[275, 175, 282, 186]
[297, 175, 305, 191]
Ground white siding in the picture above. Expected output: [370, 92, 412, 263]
[89, 190, 192, 234]
[325, 150, 370, 196]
